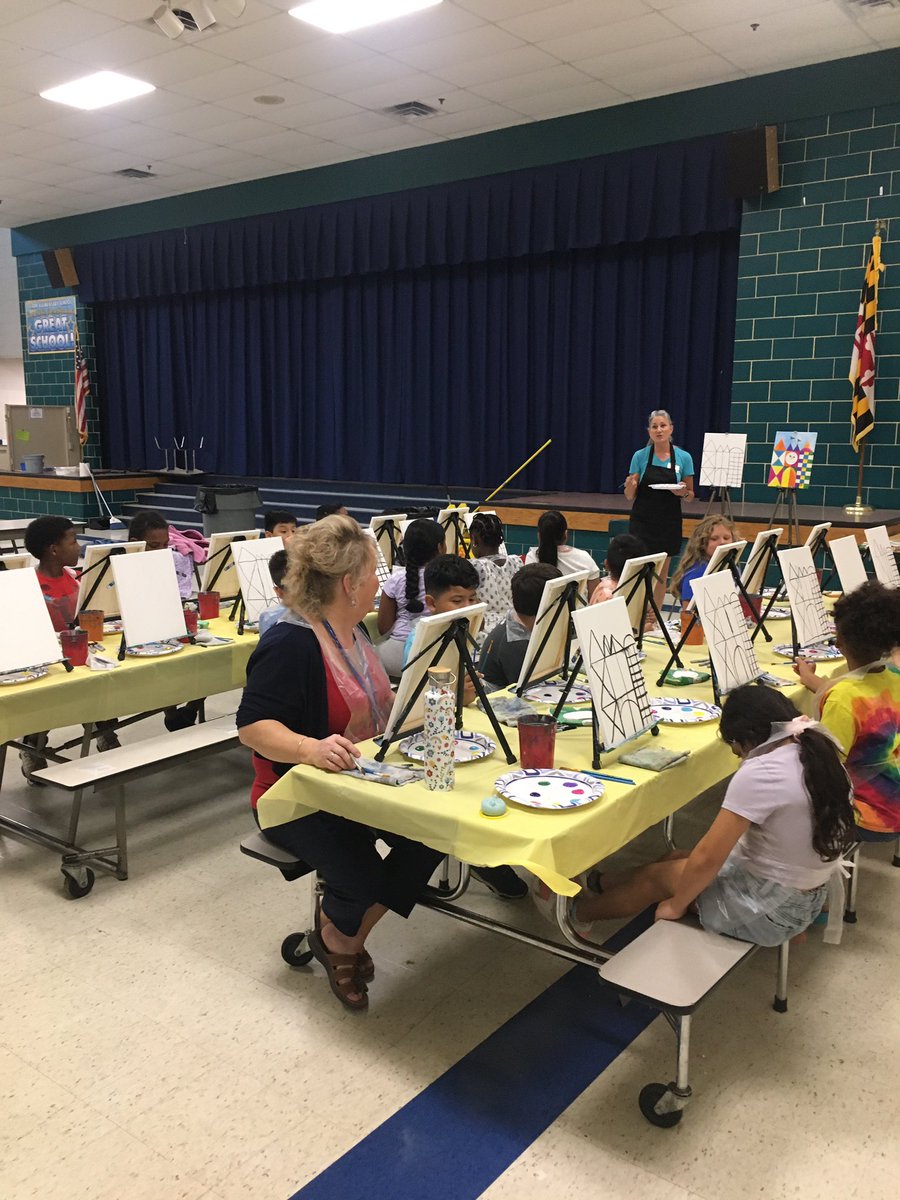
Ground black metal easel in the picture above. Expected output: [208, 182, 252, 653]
[514, 577, 585, 697]
[613, 560, 683, 661]
[74, 545, 129, 618]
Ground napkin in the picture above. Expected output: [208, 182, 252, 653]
[619, 746, 690, 772]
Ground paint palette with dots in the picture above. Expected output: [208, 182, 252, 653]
[774, 643, 843, 662]
[399, 730, 495, 765]
[648, 697, 721, 725]
[522, 681, 592, 705]
[494, 769, 603, 811]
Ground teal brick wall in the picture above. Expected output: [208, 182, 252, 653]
[733, 103, 900, 510]
[16, 252, 101, 470]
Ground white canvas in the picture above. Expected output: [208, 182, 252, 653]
[699, 432, 747, 489]
[829, 535, 868, 595]
[612, 552, 667, 631]
[232, 539, 283, 622]
[370, 514, 406, 571]
[112, 550, 187, 648]
[437, 507, 469, 556]
[0, 553, 32, 571]
[74, 541, 145, 619]
[199, 530, 261, 600]
[0, 569, 63, 673]
[363, 527, 391, 591]
[740, 528, 783, 596]
[572, 597, 655, 751]
[691, 571, 763, 693]
[685, 539, 747, 610]
[867, 525, 900, 589]
[516, 570, 590, 690]
[803, 522, 832, 557]
[777, 546, 832, 647]
[383, 602, 486, 741]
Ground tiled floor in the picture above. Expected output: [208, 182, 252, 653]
[2, 690, 898, 1199]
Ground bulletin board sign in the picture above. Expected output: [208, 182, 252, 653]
[25, 296, 77, 354]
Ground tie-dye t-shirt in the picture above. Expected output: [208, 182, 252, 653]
[818, 664, 900, 834]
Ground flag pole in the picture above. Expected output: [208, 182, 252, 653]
[844, 442, 872, 516]
[844, 221, 884, 516]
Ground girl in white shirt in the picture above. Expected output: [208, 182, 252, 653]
[469, 512, 522, 634]
[524, 509, 600, 600]
[574, 686, 854, 946]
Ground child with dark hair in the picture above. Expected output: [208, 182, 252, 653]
[127, 509, 194, 600]
[469, 512, 521, 632]
[377, 518, 445, 678]
[25, 516, 80, 632]
[258, 549, 289, 637]
[589, 533, 648, 606]
[401, 554, 479, 667]
[479, 563, 562, 690]
[563, 686, 854, 943]
[525, 509, 600, 599]
[264, 510, 298, 542]
[795, 579, 900, 840]
[316, 503, 348, 521]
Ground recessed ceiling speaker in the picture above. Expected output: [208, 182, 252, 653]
[42, 248, 79, 289]
[726, 125, 780, 198]
[153, 3, 185, 38]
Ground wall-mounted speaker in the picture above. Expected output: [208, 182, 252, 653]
[726, 126, 780, 198]
[41, 247, 79, 289]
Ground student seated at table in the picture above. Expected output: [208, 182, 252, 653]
[567, 686, 854, 946]
[128, 510, 200, 731]
[479, 564, 562, 691]
[468, 512, 522, 632]
[316, 502, 348, 520]
[670, 515, 738, 605]
[376, 518, 445, 679]
[257, 549, 288, 637]
[794, 579, 900, 843]
[128, 510, 194, 600]
[402, 553, 479, 667]
[589, 533, 647, 606]
[264, 510, 298, 542]
[237, 514, 443, 1012]
[525, 509, 600, 600]
[19, 518, 119, 783]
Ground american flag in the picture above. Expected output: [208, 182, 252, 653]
[74, 327, 89, 446]
[849, 235, 883, 452]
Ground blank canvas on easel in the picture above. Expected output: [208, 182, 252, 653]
[572, 597, 655, 751]
[0, 569, 62, 673]
[829, 535, 868, 595]
[516, 570, 589, 690]
[112, 550, 186, 647]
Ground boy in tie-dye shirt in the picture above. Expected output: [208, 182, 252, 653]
[795, 580, 900, 838]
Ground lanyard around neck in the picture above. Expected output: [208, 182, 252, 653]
[322, 619, 380, 726]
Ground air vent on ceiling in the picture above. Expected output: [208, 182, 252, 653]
[172, 7, 202, 30]
[383, 100, 439, 119]
[115, 167, 155, 179]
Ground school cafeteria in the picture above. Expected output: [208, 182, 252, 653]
[1, 3, 900, 1198]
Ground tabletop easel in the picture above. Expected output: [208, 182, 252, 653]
[514, 578, 583, 697]
[75, 545, 128, 617]
[203, 533, 251, 599]
[438, 509, 471, 558]
[373, 616, 515, 764]
[614, 560, 683, 661]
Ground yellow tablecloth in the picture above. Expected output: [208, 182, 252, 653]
[0, 618, 257, 743]
[257, 620, 846, 897]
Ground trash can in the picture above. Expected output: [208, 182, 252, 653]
[194, 485, 262, 536]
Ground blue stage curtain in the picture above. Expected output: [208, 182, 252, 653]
[96, 228, 738, 493]
[75, 135, 739, 303]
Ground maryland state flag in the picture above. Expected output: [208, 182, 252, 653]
[848, 234, 884, 452]
[73, 325, 90, 446]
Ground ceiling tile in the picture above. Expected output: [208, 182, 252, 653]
[233, 126, 322, 161]
[302, 109, 398, 140]
[164, 144, 269, 172]
[452, 0, 558, 18]
[0, 51, 94, 92]
[499, 0, 651, 42]
[341, 2, 485, 53]
[0, 2, 121, 53]
[621, 55, 745, 100]
[468, 62, 593, 102]
[537, 11, 685, 62]
[575, 33, 718, 82]
[428, 44, 561, 87]
[664, 0, 822, 35]
[301, 54, 412, 96]
[332, 122, 446, 154]
[508, 77, 627, 118]
[0, 95, 74, 126]
[249, 35, 372, 79]
[388, 25, 527, 72]
[200, 12, 318, 63]
[423, 102, 531, 136]
[199, 114, 294, 143]
[124, 46, 240, 87]
[859, 10, 900, 45]
[240, 94, 365, 128]
[697, 2, 863, 55]
[31, 108, 132, 138]
[169, 62, 286, 102]
[213, 79, 326, 117]
[55, 24, 172, 70]
[715, 26, 873, 71]
[73, 0, 161, 19]
[341, 71, 457, 110]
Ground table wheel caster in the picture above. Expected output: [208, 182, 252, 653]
[62, 866, 95, 899]
[639, 1082, 685, 1128]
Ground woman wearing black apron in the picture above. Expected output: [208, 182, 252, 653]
[624, 410, 694, 609]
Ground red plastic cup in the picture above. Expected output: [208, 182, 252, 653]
[739, 593, 761, 621]
[517, 714, 557, 769]
[183, 608, 199, 636]
[198, 591, 220, 620]
[60, 628, 88, 666]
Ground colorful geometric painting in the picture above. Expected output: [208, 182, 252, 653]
[767, 430, 818, 489]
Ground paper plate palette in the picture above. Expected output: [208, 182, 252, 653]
[125, 641, 185, 658]
[558, 706, 594, 726]
[0, 665, 49, 686]
[399, 730, 495, 764]
[648, 697, 721, 724]
[495, 768, 603, 811]
[522, 682, 592, 705]
[762, 606, 791, 620]
[648, 483, 683, 491]
[774, 643, 843, 661]
[103, 620, 123, 634]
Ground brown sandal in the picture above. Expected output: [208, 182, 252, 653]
[308, 929, 368, 1012]
[316, 898, 374, 982]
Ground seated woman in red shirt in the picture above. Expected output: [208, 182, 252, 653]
[237, 515, 443, 1013]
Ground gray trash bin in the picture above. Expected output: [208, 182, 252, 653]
[194, 485, 261, 536]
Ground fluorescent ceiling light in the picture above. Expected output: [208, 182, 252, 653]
[290, 0, 442, 35]
[40, 71, 155, 111]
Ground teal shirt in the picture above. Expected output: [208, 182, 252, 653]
[629, 445, 694, 482]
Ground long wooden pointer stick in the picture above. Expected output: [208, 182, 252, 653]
[471, 438, 552, 513]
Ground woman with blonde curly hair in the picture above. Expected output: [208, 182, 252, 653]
[237, 515, 443, 1012]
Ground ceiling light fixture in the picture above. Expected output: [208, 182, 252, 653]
[40, 70, 156, 111]
[289, 0, 442, 35]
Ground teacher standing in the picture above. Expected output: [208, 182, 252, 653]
[624, 409, 694, 605]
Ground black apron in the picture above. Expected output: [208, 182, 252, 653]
[629, 444, 683, 557]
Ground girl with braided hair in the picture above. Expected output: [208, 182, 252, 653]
[469, 511, 522, 633]
[376, 518, 445, 678]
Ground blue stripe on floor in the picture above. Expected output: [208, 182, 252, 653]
[290, 911, 657, 1200]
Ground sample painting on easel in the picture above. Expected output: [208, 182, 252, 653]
[867, 525, 900, 589]
[691, 571, 762, 694]
[572, 598, 655, 750]
[777, 546, 832, 646]
[699, 433, 747, 489]
[768, 431, 818, 489]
